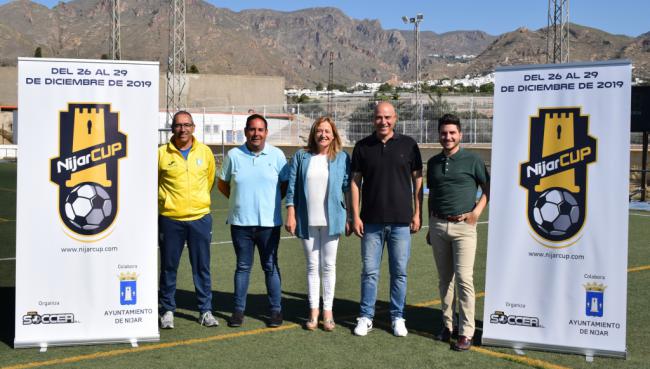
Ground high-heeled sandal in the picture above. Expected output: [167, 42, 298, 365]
[323, 318, 335, 332]
[305, 318, 318, 331]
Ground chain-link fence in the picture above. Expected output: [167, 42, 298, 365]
[160, 96, 647, 147]
[631, 132, 647, 145]
[0, 112, 15, 144]
[159, 95, 496, 146]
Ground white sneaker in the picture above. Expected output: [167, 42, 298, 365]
[354, 317, 373, 336]
[199, 311, 219, 327]
[392, 318, 408, 337]
[160, 311, 174, 329]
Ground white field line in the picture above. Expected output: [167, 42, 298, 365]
[9, 215, 650, 260]
[0, 224, 488, 259]
[210, 221, 489, 245]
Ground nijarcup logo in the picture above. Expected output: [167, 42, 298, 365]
[519, 107, 596, 246]
[50, 104, 127, 236]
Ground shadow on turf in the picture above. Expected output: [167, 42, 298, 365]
[281, 289, 486, 343]
[0, 287, 15, 347]
[0, 286, 483, 347]
[174, 288, 452, 334]
[174, 289, 320, 326]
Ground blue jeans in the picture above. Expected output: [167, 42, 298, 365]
[359, 223, 411, 320]
[158, 214, 213, 314]
[231, 225, 282, 313]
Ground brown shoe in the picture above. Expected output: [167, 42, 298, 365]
[268, 311, 283, 328]
[435, 327, 452, 342]
[228, 311, 244, 327]
[453, 336, 472, 351]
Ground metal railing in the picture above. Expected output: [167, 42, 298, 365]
[158, 96, 495, 146]
[0, 145, 17, 160]
[165, 99, 646, 146]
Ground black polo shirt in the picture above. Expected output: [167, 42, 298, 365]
[427, 148, 489, 216]
[351, 132, 422, 224]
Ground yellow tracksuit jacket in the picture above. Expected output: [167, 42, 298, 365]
[158, 138, 215, 221]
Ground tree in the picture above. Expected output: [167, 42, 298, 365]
[327, 83, 347, 91]
[395, 86, 413, 93]
[288, 94, 312, 104]
[315, 82, 324, 91]
[479, 82, 494, 94]
[426, 93, 455, 118]
[34, 47, 42, 58]
[187, 64, 199, 74]
[420, 82, 433, 93]
[289, 93, 324, 117]
[373, 91, 395, 101]
[378, 83, 393, 93]
[353, 84, 369, 92]
[100, 54, 109, 60]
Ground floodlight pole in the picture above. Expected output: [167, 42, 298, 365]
[415, 19, 420, 115]
[403, 14, 424, 136]
[546, 0, 570, 63]
[166, 0, 187, 127]
[642, 132, 648, 201]
[328, 51, 334, 117]
[110, 0, 121, 60]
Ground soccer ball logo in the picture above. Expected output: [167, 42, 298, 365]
[532, 188, 580, 237]
[64, 183, 113, 231]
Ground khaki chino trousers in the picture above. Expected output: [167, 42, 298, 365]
[428, 217, 477, 338]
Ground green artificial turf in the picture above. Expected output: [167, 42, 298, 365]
[0, 162, 648, 369]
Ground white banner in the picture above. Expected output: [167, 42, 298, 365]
[483, 61, 630, 358]
[15, 58, 159, 348]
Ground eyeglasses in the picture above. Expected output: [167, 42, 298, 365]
[172, 123, 194, 129]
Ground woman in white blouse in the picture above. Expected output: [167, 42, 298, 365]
[285, 117, 351, 331]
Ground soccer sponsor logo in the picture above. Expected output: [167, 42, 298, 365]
[50, 103, 127, 237]
[519, 107, 597, 247]
[490, 311, 542, 327]
[119, 272, 138, 305]
[22, 311, 75, 325]
[584, 283, 606, 317]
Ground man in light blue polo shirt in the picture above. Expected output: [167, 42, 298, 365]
[217, 114, 288, 328]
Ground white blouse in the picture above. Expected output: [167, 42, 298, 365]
[306, 154, 329, 226]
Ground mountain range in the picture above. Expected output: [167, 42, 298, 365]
[0, 0, 648, 87]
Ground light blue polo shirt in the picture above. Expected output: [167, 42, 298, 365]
[220, 143, 288, 226]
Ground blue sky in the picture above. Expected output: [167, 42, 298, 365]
[5, 0, 649, 36]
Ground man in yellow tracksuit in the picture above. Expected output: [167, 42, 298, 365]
[158, 111, 217, 329]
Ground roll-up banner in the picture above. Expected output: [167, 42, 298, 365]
[483, 60, 631, 358]
[15, 58, 160, 348]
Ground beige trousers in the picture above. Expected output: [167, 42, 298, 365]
[428, 218, 477, 337]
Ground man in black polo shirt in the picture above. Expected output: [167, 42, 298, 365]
[350, 101, 423, 337]
[426, 113, 489, 351]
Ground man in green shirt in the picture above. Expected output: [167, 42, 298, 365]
[426, 113, 489, 351]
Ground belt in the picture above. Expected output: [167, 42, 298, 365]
[432, 213, 464, 222]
